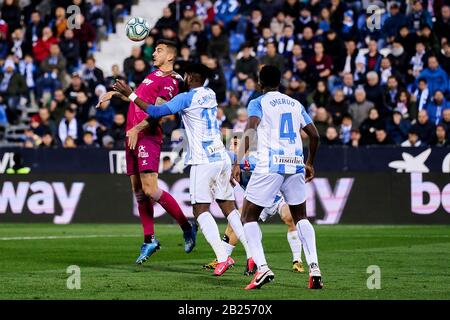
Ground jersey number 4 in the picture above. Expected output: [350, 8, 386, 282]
[279, 113, 297, 144]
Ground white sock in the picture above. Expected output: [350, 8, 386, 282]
[197, 212, 228, 262]
[287, 230, 302, 262]
[296, 219, 318, 266]
[222, 240, 235, 257]
[227, 210, 252, 259]
[243, 221, 268, 271]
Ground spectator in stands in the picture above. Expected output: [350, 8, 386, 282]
[339, 39, 358, 76]
[58, 106, 80, 145]
[307, 80, 330, 111]
[32, 27, 58, 64]
[259, 42, 285, 73]
[65, 72, 89, 104]
[101, 134, 114, 149]
[386, 111, 411, 145]
[412, 109, 435, 145]
[1, 0, 21, 36]
[360, 108, 382, 145]
[426, 90, 450, 125]
[441, 109, 450, 136]
[233, 107, 248, 133]
[278, 25, 296, 58]
[239, 77, 256, 107]
[141, 36, 155, 64]
[153, 7, 178, 36]
[214, 0, 239, 29]
[401, 127, 422, 147]
[123, 46, 142, 79]
[59, 29, 80, 73]
[327, 88, 348, 124]
[51, 7, 68, 39]
[382, 2, 406, 46]
[388, 41, 409, 78]
[299, 26, 315, 58]
[432, 124, 449, 146]
[408, 40, 429, 82]
[87, 0, 110, 41]
[208, 23, 230, 64]
[349, 128, 361, 147]
[204, 57, 227, 103]
[40, 132, 55, 148]
[83, 117, 101, 142]
[179, 5, 203, 42]
[109, 113, 126, 149]
[234, 43, 258, 91]
[348, 88, 374, 128]
[439, 42, 450, 75]
[10, 28, 26, 60]
[434, 5, 450, 44]
[184, 21, 207, 58]
[18, 54, 37, 96]
[40, 44, 67, 86]
[313, 107, 330, 140]
[0, 58, 27, 124]
[24, 10, 45, 55]
[322, 126, 342, 145]
[35, 106, 57, 137]
[95, 97, 114, 129]
[129, 58, 149, 87]
[308, 41, 333, 85]
[418, 56, 448, 95]
[81, 131, 99, 148]
[364, 71, 386, 116]
[375, 128, 392, 145]
[49, 89, 69, 123]
[223, 91, 240, 123]
[73, 14, 96, 62]
[394, 89, 415, 120]
[63, 135, 77, 148]
[81, 56, 104, 91]
[384, 75, 401, 111]
[379, 57, 400, 87]
[339, 114, 353, 144]
[341, 72, 355, 102]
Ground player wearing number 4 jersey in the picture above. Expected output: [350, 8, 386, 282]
[114, 63, 253, 277]
[232, 65, 323, 290]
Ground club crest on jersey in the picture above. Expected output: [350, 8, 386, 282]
[142, 78, 154, 86]
[138, 145, 149, 158]
[155, 71, 163, 76]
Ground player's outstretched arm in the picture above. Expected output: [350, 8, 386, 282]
[96, 91, 129, 108]
[303, 123, 320, 183]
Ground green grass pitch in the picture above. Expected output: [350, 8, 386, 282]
[0, 223, 449, 300]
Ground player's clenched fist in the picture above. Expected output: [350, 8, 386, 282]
[305, 163, 315, 183]
[231, 164, 241, 187]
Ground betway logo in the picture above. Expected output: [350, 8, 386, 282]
[0, 181, 84, 224]
[140, 177, 354, 225]
[411, 173, 450, 214]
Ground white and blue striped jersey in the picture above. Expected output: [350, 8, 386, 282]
[164, 87, 227, 165]
[247, 91, 312, 175]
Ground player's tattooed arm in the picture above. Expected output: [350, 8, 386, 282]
[303, 123, 320, 183]
[231, 116, 260, 186]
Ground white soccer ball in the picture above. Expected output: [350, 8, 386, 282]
[125, 17, 150, 41]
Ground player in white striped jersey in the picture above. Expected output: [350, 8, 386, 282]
[231, 65, 323, 290]
[114, 64, 253, 276]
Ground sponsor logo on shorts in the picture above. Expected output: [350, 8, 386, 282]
[142, 160, 148, 165]
[272, 155, 303, 165]
[206, 142, 225, 155]
[138, 145, 149, 158]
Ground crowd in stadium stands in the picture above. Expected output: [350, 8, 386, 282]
[0, 0, 449, 149]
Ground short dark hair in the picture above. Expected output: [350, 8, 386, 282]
[184, 63, 213, 83]
[259, 65, 281, 88]
[156, 39, 178, 55]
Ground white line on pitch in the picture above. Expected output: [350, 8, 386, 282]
[0, 235, 138, 241]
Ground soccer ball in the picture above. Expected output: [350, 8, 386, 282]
[125, 17, 150, 41]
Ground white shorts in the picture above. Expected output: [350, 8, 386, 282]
[189, 159, 235, 204]
[244, 172, 306, 208]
